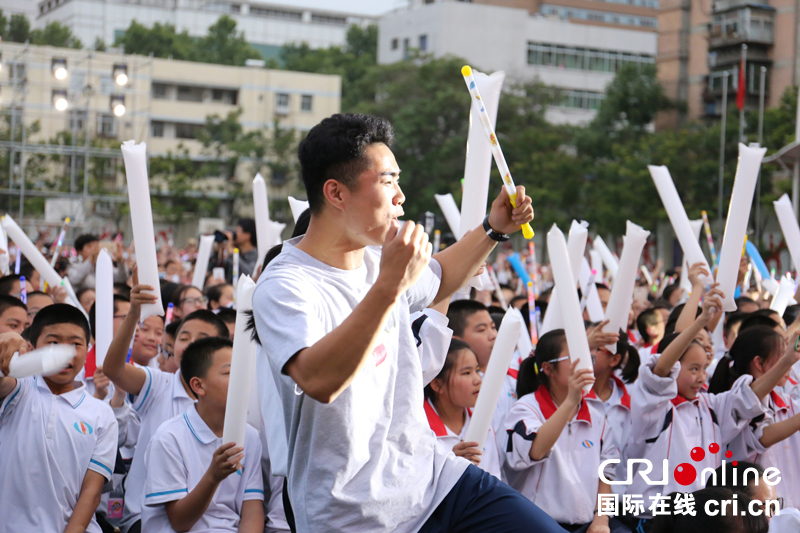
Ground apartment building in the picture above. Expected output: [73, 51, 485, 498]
[378, 0, 657, 124]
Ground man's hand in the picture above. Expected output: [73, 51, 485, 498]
[0, 332, 28, 376]
[377, 221, 432, 299]
[205, 442, 243, 483]
[129, 267, 158, 316]
[93, 368, 110, 400]
[688, 262, 711, 290]
[487, 185, 534, 236]
[452, 441, 482, 466]
[587, 320, 619, 350]
[46, 284, 69, 304]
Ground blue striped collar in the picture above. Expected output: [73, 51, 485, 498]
[35, 376, 87, 409]
[183, 405, 218, 444]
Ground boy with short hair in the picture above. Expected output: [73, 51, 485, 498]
[636, 307, 665, 358]
[0, 294, 28, 335]
[103, 281, 230, 532]
[0, 304, 118, 533]
[142, 337, 265, 532]
[26, 290, 54, 323]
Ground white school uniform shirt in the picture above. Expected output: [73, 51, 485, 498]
[410, 308, 454, 386]
[585, 375, 631, 490]
[121, 366, 196, 530]
[253, 240, 469, 533]
[141, 406, 264, 533]
[504, 385, 618, 525]
[626, 353, 763, 517]
[424, 399, 503, 480]
[490, 351, 521, 440]
[0, 376, 118, 533]
[734, 389, 800, 509]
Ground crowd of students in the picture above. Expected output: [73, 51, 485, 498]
[2, 112, 800, 533]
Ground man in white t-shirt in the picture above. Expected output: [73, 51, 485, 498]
[253, 113, 566, 533]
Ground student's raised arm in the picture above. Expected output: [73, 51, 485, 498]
[103, 276, 156, 396]
[281, 221, 432, 404]
[0, 332, 29, 400]
[750, 329, 800, 400]
[64, 470, 105, 533]
[674, 263, 709, 333]
[654, 288, 723, 377]
[529, 362, 595, 461]
[433, 186, 533, 306]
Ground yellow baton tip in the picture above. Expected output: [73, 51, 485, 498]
[65, 217, 71, 222]
[461, 65, 472, 76]
[234, 248, 239, 253]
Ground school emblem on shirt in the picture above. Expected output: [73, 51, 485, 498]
[372, 343, 387, 367]
[74, 421, 94, 435]
[581, 440, 594, 449]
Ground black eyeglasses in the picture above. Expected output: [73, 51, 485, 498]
[180, 297, 208, 306]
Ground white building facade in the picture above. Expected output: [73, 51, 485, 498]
[35, 0, 376, 59]
[378, 1, 657, 124]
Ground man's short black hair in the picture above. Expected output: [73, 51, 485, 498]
[180, 336, 233, 399]
[28, 303, 90, 346]
[297, 113, 395, 214]
[0, 294, 26, 317]
[0, 275, 22, 296]
[178, 309, 230, 339]
[237, 218, 257, 247]
[205, 283, 232, 306]
[165, 319, 182, 337]
[216, 307, 236, 324]
[447, 300, 490, 338]
[74, 234, 98, 253]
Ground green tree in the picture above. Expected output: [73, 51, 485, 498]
[195, 15, 261, 66]
[8, 14, 29, 43]
[93, 37, 107, 51]
[114, 20, 195, 60]
[30, 21, 82, 49]
[0, 10, 8, 40]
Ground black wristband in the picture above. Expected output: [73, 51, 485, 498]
[482, 215, 510, 242]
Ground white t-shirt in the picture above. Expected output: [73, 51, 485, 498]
[142, 406, 264, 532]
[0, 377, 118, 533]
[252, 238, 470, 533]
[122, 367, 196, 529]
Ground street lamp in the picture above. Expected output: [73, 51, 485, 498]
[52, 89, 68, 111]
[110, 94, 125, 117]
[51, 58, 67, 80]
[112, 63, 128, 86]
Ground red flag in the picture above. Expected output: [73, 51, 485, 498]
[736, 54, 746, 110]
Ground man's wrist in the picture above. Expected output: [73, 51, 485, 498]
[371, 278, 402, 306]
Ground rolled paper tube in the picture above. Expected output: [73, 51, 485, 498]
[433, 230, 441, 253]
[165, 303, 174, 326]
[463, 307, 523, 447]
[8, 345, 76, 378]
[648, 165, 711, 282]
[434, 193, 461, 237]
[640, 265, 653, 286]
[232, 249, 240, 290]
[222, 276, 257, 449]
[121, 141, 164, 320]
[288, 196, 310, 223]
[460, 69, 505, 240]
[14, 245, 20, 274]
[774, 194, 800, 273]
[49, 218, 70, 269]
[507, 254, 532, 286]
[590, 250, 603, 283]
[770, 274, 796, 317]
[2, 215, 80, 310]
[680, 220, 704, 294]
[246, 367, 263, 432]
[581, 259, 605, 322]
[567, 220, 589, 282]
[528, 242, 539, 297]
[546, 225, 594, 391]
[701, 211, 718, 268]
[602, 221, 651, 352]
[579, 267, 598, 314]
[527, 281, 538, 346]
[191, 235, 215, 290]
[61, 278, 85, 318]
[742, 263, 752, 293]
[487, 265, 507, 310]
[253, 174, 270, 267]
[94, 250, 114, 369]
[715, 143, 767, 311]
[745, 241, 770, 280]
[19, 276, 26, 304]
[514, 307, 533, 360]
[0, 223, 8, 276]
[593, 236, 619, 279]
[269, 220, 286, 246]
[461, 65, 533, 239]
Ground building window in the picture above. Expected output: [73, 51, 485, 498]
[8, 63, 25, 83]
[301, 94, 313, 111]
[152, 83, 169, 99]
[151, 121, 165, 137]
[69, 110, 87, 131]
[403, 38, 410, 59]
[560, 90, 605, 110]
[211, 88, 238, 105]
[176, 85, 204, 102]
[391, 38, 398, 50]
[311, 13, 347, 25]
[175, 122, 200, 139]
[540, 4, 657, 28]
[419, 34, 428, 51]
[97, 113, 117, 138]
[526, 41, 654, 73]
[249, 7, 302, 19]
[276, 93, 290, 108]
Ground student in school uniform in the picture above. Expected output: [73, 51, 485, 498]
[637, 308, 665, 361]
[709, 325, 800, 509]
[424, 338, 503, 480]
[142, 337, 264, 532]
[0, 304, 119, 533]
[626, 288, 797, 533]
[504, 329, 628, 533]
[103, 279, 230, 533]
[0, 294, 28, 335]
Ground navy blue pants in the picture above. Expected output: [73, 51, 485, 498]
[419, 465, 568, 533]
